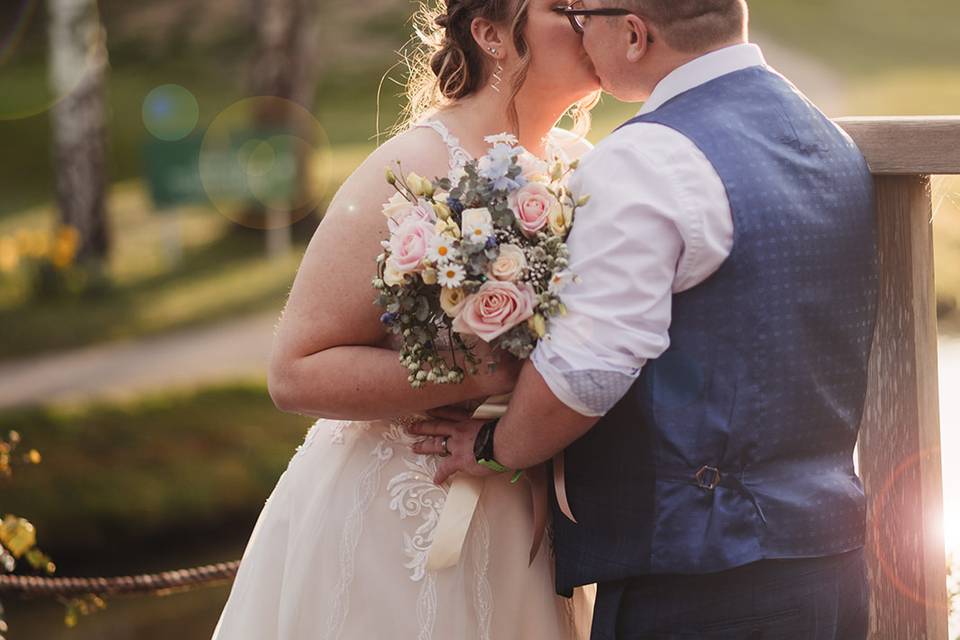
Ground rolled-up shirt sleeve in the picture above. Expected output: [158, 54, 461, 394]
[531, 124, 732, 417]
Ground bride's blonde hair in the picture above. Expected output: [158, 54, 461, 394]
[392, 0, 600, 138]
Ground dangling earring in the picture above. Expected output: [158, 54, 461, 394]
[488, 47, 503, 93]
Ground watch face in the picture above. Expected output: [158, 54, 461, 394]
[474, 420, 496, 460]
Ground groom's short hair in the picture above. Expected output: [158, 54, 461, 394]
[618, 0, 748, 53]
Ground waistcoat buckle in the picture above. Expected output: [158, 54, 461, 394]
[695, 465, 722, 490]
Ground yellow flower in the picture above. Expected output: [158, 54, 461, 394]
[0, 515, 37, 558]
[33, 230, 51, 259]
[435, 218, 461, 239]
[548, 205, 573, 236]
[527, 314, 547, 338]
[51, 226, 80, 269]
[433, 201, 452, 221]
[406, 172, 434, 197]
[421, 267, 438, 285]
[0, 237, 19, 273]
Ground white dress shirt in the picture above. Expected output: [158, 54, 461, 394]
[531, 43, 770, 417]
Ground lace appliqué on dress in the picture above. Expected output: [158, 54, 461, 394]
[471, 503, 493, 640]
[325, 432, 395, 640]
[329, 420, 351, 445]
[382, 421, 449, 582]
[417, 573, 438, 640]
[414, 118, 471, 180]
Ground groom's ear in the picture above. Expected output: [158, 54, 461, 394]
[624, 15, 652, 63]
[470, 16, 507, 58]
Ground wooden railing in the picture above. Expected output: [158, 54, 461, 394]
[837, 116, 960, 639]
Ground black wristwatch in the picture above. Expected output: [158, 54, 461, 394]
[473, 418, 523, 482]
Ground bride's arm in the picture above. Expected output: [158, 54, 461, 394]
[267, 129, 518, 422]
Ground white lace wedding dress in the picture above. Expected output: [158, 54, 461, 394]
[211, 120, 595, 640]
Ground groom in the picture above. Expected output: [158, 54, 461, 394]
[411, 0, 879, 637]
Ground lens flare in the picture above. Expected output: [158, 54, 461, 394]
[142, 84, 199, 141]
[198, 97, 332, 230]
[0, 1, 38, 67]
[867, 447, 951, 613]
[0, 0, 104, 121]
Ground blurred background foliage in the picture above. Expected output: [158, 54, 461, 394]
[0, 0, 958, 637]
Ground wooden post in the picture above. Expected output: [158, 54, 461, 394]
[836, 117, 960, 639]
[858, 175, 946, 639]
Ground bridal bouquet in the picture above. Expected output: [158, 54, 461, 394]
[373, 133, 588, 388]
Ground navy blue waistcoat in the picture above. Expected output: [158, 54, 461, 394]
[551, 66, 879, 597]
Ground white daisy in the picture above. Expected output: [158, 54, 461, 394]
[548, 269, 576, 294]
[427, 234, 456, 263]
[437, 263, 466, 288]
[461, 207, 494, 244]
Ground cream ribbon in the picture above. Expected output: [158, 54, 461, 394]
[425, 394, 513, 572]
[424, 394, 574, 571]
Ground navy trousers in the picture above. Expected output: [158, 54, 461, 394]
[590, 547, 868, 640]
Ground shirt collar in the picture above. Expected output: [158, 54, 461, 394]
[638, 42, 767, 115]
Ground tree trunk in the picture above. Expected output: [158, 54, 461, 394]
[250, 0, 322, 111]
[238, 0, 324, 251]
[47, 0, 110, 271]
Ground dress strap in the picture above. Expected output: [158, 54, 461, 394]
[413, 118, 473, 172]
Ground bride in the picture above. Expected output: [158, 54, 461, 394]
[212, 1, 600, 638]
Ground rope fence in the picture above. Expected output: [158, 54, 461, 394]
[0, 560, 239, 598]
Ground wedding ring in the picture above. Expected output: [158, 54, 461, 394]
[440, 436, 451, 457]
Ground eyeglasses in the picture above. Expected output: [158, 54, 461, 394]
[555, 2, 654, 42]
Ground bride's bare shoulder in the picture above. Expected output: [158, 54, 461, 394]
[322, 125, 452, 224]
[346, 126, 452, 189]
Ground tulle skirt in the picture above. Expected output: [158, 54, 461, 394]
[211, 417, 594, 639]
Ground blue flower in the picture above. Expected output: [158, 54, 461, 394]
[380, 311, 399, 325]
[478, 143, 516, 181]
[446, 196, 464, 215]
[491, 175, 522, 192]
[485, 236, 498, 249]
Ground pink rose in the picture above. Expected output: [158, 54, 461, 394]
[509, 182, 556, 237]
[389, 218, 435, 273]
[452, 280, 537, 341]
[382, 193, 436, 231]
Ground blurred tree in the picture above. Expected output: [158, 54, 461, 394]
[250, 0, 323, 110]
[46, 0, 111, 292]
[236, 0, 325, 254]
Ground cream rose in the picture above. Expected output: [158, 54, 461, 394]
[383, 260, 407, 286]
[509, 182, 556, 237]
[516, 151, 549, 183]
[489, 243, 527, 282]
[389, 218, 435, 273]
[452, 280, 536, 341]
[440, 287, 467, 317]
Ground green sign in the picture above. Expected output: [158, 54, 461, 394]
[144, 128, 299, 211]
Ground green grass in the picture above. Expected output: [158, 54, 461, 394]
[0, 381, 313, 557]
[748, 1, 959, 75]
[0, 182, 308, 360]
